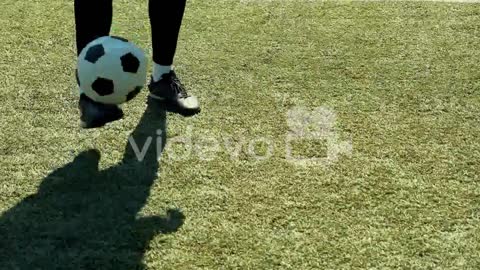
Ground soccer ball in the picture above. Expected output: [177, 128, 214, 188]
[76, 36, 147, 105]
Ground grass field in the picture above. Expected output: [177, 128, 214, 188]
[1, 0, 480, 269]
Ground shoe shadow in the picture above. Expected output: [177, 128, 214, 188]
[0, 99, 181, 269]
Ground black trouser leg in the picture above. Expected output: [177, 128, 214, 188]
[74, 0, 113, 55]
[149, 0, 187, 65]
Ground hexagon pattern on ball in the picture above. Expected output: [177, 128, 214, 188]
[120, 53, 140, 73]
[85, 44, 105, 64]
[126, 86, 143, 102]
[91, 78, 114, 96]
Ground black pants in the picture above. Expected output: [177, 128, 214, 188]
[74, 0, 186, 66]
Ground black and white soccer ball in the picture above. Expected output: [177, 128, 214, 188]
[76, 36, 147, 105]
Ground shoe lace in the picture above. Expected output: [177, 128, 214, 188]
[168, 72, 189, 98]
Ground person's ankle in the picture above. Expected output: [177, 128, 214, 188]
[152, 63, 172, 82]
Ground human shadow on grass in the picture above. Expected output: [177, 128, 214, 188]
[0, 99, 182, 270]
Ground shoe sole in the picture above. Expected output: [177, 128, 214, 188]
[148, 94, 201, 117]
[79, 110, 124, 129]
[80, 115, 123, 129]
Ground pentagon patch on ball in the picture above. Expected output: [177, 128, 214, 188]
[120, 53, 140, 73]
[76, 36, 147, 105]
[110, 36, 129, 42]
[75, 69, 80, 86]
[91, 78, 114, 96]
[85, 44, 105, 64]
[126, 86, 143, 102]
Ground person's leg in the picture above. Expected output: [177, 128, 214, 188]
[74, 0, 113, 55]
[149, 0, 186, 80]
[148, 0, 200, 117]
[75, 0, 123, 129]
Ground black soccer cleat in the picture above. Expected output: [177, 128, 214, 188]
[78, 93, 124, 129]
[148, 71, 201, 117]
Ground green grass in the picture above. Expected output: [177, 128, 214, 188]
[1, 0, 480, 269]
